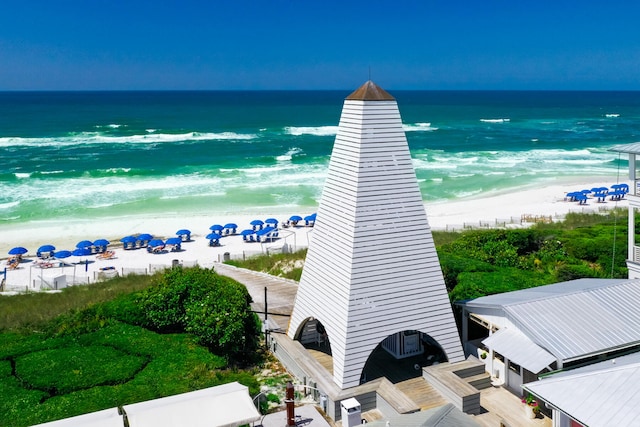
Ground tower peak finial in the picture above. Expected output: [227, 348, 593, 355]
[346, 80, 394, 101]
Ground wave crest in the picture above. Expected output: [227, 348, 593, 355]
[285, 126, 338, 136]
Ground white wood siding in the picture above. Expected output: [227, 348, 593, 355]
[288, 98, 464, 389]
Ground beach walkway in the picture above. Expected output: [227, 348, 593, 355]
[212, 262, 298, 332]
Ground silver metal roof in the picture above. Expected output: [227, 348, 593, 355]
[483, 328, 556, 373]
[365, 403, 481, 427]
[462, 279, 640, 362]
[524, 355, 640, 427]
[609, 142, 640, 154]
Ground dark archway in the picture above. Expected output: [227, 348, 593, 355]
[294, 317, 331, 356]
[360, 331, 447, 384]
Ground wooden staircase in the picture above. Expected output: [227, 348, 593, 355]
[422, 359, 491, 415]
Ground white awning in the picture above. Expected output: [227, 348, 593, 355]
[30, 408, 123, 427]
[483, 327, 556, 373]
[123, 382, 261, 427]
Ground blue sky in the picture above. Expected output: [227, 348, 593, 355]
[1, 1, 639, 90]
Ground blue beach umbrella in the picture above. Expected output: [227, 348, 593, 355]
[72, 247, 91, 257]
[206, 232, 222, 240]
[38, 244, 56, 253]
[176, 229, 191, 239]
[54, 250, 72, 259]
[250, 219, 264, 226]
[120, 235, 137, 250]
[289, 215, 303, 222]
[223, 223, 238, 230]
[76, 240, 94, 249]
[256, 226, 275, 235]
[166, 237, 183, 245]
[8, 247, 28, 255]
[148, 239, 165, 248]
[264, 218, 279, 226]
[210, 224, 224, 232]
[137, 233, 153, 241]
[93, 239, 110, 247]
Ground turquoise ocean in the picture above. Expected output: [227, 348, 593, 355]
[1, 90, 639, 227]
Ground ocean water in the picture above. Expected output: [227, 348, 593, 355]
[1, 90, 639, 226]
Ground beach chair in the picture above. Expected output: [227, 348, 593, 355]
[97, 250, 115, 260]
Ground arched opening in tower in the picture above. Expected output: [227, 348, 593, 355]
[295, 317, 331, 355]
[359, 331, 447, 385]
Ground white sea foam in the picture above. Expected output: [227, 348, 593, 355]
[605, 113, 620, 118]
[0, 201, 19, 209]
[14, 172, 31, 179]
[403, 122, 438, 132]
[480, 118, 510, 123]
[0, 131, 257, 148]
[276, 147, 303, 162]
[454, 189, 484, 198]
[104, 167, 132, 174]
[284, 126, 338, 136]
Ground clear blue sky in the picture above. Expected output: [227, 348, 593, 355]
[2, 0, 639, 90]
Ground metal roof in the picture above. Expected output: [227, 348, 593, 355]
[524, 355, 640, 427]
[365, 403, 481, 427]
[483, 328, 556, 373]
[462, 278, 625, 309]
[609, 142, 640, 154]
[461, 279, 640, 362]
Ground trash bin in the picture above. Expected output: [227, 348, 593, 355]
[223, 252, 230, 261]
[340, 397, 361, 427]
[172, 259, 180, 268]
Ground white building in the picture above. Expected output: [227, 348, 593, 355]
[458, 278, 640, 397]
[287, 81, 464, 389]
[609, 143, 640, 279]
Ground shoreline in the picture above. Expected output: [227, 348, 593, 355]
[0, 177, 629, 292]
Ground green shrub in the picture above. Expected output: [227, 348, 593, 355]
[439, 253, 496, 292]
[137, 266, 261, 365]
[15, 345, 147, 395]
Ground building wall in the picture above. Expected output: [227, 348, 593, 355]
[288, 96, 464, 389]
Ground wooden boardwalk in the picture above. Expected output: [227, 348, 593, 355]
[213, 262, 298, 331]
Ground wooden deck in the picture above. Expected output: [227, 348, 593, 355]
[394, 377, 448, 411]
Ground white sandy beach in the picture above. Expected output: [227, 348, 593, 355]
[0, 177, 629, 292]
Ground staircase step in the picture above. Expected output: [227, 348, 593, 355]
[466, 372, 492, 390]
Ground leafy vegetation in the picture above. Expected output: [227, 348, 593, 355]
[0, 266, 266, 426]
[226, 249, 307, 281]
[437, 209, 628, 301]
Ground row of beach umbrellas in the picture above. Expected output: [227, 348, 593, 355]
[5, 213, 317, 261]
[566, 184, 629, 204]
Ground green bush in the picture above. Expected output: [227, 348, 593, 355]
[449, 268, 554, 302]
[137, 266, 261, 365]
[15, 345, 147, 395]
[439, 253, 496, 292]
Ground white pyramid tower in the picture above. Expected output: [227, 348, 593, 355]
[287, 81, 464, 389]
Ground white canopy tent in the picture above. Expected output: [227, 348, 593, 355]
[122, 381, 261, 427]
[30, 382, 260, 427]
[30, 408, 123, 427]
